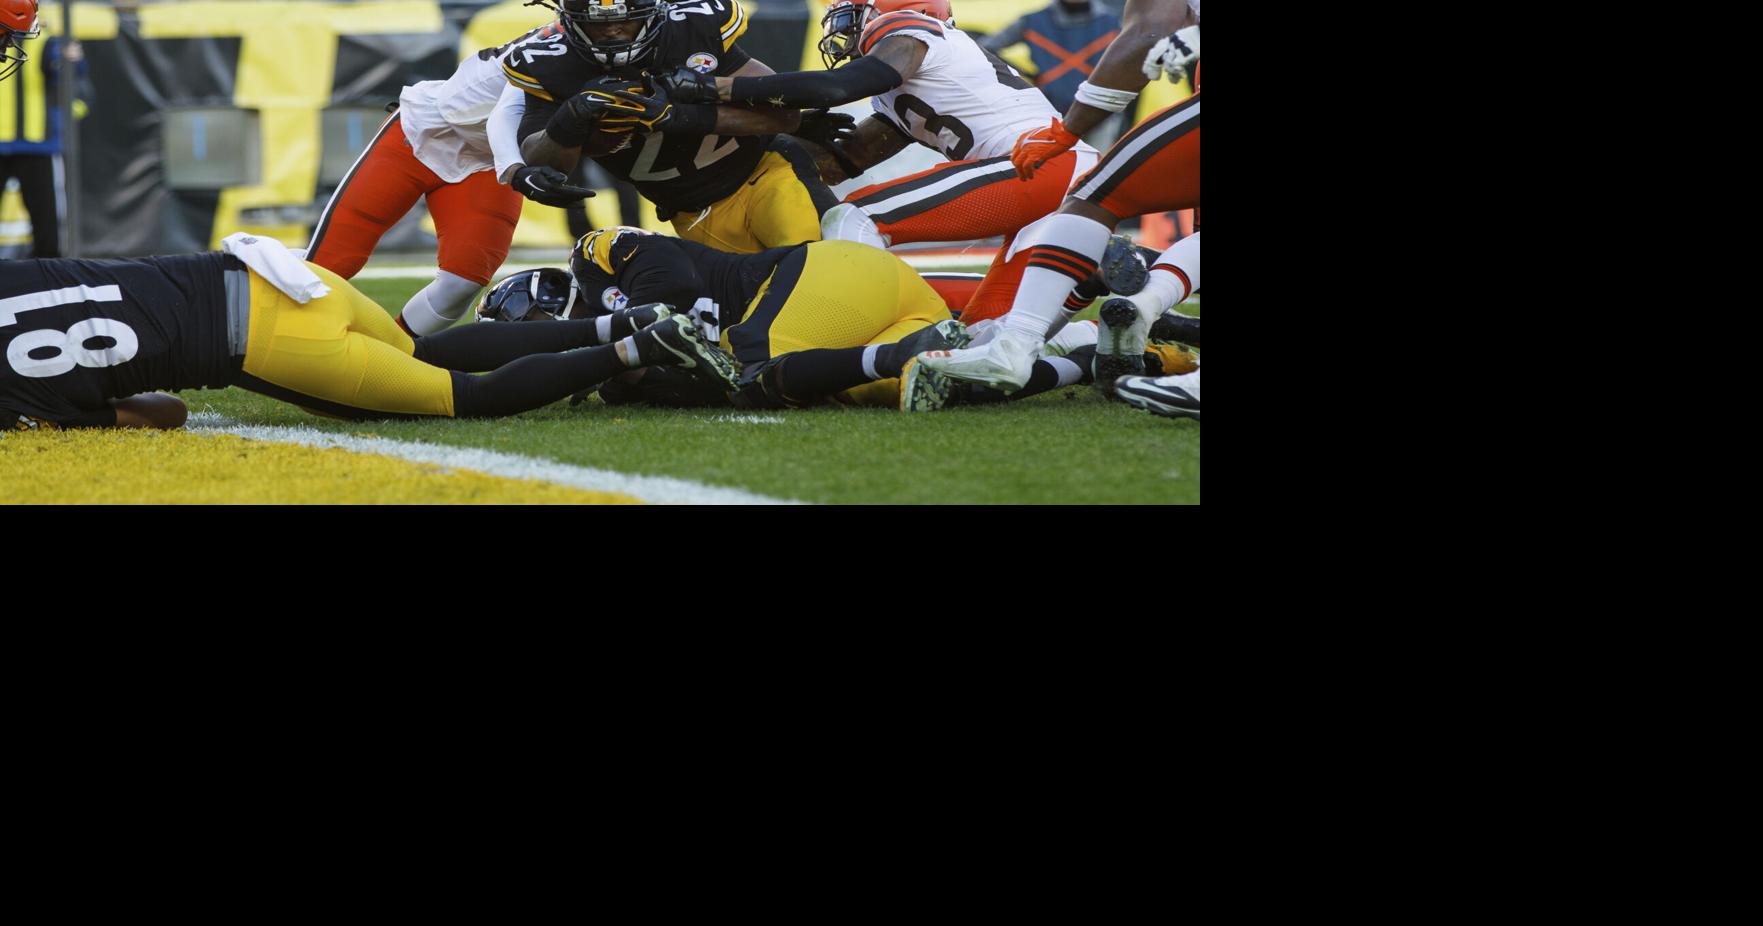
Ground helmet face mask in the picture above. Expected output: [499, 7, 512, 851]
[818, 2, 876, 70]
[818, 0, 954, 69]
[0, 0, 41, 82]
[544, 0, 664, 69]
[475, 268, 584, 323]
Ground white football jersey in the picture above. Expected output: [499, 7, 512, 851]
[397, 25, 561, 183]
[860, 11, 1062, 162]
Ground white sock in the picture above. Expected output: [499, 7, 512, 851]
[1044, 355, 1084, 387]
[1045, 319, 1098, 356]
[861, 344, 882, 379]
[1139, 234, 1199, 320]
[596, 316, 614, 343]
[398, 270, 485, 336]
[998, 213, 1112, 342]
[821, 203, 889, 249]
[618, 335, 642, 367]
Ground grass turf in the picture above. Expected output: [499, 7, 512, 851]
[170, 273, 1200, 505]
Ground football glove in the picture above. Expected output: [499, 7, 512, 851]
[510, 165, 596, 207]
[795, 109, 863, 177]
[657, 66, 720, 104]
[1142, 26, 1200, 83]
[1011, 117, 1081, 181]
[546, 90, 620, 146]
[597, 85, 677, 134]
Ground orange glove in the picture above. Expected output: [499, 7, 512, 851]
[1011, 118, 1081, 181]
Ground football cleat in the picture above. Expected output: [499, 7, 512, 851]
[893, 318, 972, 357]
[1093, 297, 1150, 391]
[916, 330, 1040, 392]
[1099, 234, 1150, 296]
[1115, 371, 1201, 420]
[639, 315, 740, 390]
[899, 356, 954, 413]
[1149, 309, 1201, 347]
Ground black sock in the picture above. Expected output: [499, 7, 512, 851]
[449, 344, 628, 418]
[1008, 347, 1095, 401]
[773, 348, 872, 402]
[414, 319, 600, 372]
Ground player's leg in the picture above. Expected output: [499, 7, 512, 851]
[304, 114, 435, 279]
[840, 149, 1089, 248]
[398, 170, 524, 336]
[13, 154, 60, 258]
[921, 95, 1201, 390]
[1096, 232, 1201, 384]
[239, 268, 733, 419]
[672, 148, 832, 253]
[723, 242, 957, 409]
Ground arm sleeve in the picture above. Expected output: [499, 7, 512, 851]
[728, 56, 903, 108]
[518, 91, 562, 147]
[488, 82, 529, 180]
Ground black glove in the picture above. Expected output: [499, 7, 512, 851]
[545, 91, 617, 146]
[656, 66, 720, 105]
[511, 165, 595, 207]
[597, 85, 677, 133]
[796, 109, 863, 177]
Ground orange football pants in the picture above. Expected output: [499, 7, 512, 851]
[305, 113, 524, 285]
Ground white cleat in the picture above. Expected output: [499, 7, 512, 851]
[1114, 370, 1201, 420]
[917, 332, 1041, 392]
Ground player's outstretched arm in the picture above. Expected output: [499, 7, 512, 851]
[664, 35, 926, 110]
[111, 393, 188, 430]
[709, 58, 803, 135]
[1060, 0, 1193, 138]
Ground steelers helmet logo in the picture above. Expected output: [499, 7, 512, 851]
[602, 286, 630, 312]
[687, 52, 718, 74]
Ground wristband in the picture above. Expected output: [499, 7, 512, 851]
[1074, 80, 1139, 113]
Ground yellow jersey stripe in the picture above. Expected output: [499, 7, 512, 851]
[720, 0, 748, 49]
[502, 63, 554, 101]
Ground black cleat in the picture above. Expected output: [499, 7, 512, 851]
[637, 316, 740, 390]
[1099, 234, 1149, 296]
[1149, 309, 1200, 347]
[610, 302, 672, 332]
[895, 318, 971, 356]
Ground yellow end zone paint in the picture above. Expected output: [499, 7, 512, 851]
[0, 430, 642, 505]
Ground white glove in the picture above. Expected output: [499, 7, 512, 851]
[1142, 26, 1201, 83]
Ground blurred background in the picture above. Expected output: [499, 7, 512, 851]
[2, 0, 1192, 261]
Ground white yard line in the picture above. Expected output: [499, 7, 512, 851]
[186, 413, 804, 505]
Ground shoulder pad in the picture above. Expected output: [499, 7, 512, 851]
[578, 226, 653, 276]
[860, 11, 944, 57]
[670, 0, 748, 52]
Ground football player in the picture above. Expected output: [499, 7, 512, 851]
[305, 20, 597, 338]
[506, 0, 847, 254]
[659, 0, 1103, 327]
[1, 243, 737, 430]
[0, 0, 37, 82]
[919, 0, 1201, 396]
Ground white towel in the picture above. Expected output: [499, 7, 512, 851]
[220, 232, 331, 304]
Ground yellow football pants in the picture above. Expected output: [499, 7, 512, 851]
[726, 240, 948, 407]
[241, 264, 457, 417]
[671, 150, 825, 253]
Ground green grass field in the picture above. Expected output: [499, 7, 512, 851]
[174, 275, 1200, 504]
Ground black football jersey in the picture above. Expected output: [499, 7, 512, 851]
[1, 254, 239, 428]
[505, 0, 770, 214]
[568, 226, 794, 327]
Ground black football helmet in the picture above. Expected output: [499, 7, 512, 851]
[475, 268, 584, 322]
[531, 0, 665, 68]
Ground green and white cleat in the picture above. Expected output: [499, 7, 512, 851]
[900, 356, 953, 413]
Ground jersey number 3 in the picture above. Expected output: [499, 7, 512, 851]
[1, 285, 140, 379]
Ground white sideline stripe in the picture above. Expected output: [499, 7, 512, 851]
[713, 414, 785, 424]
[185, 413, 803, 505]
